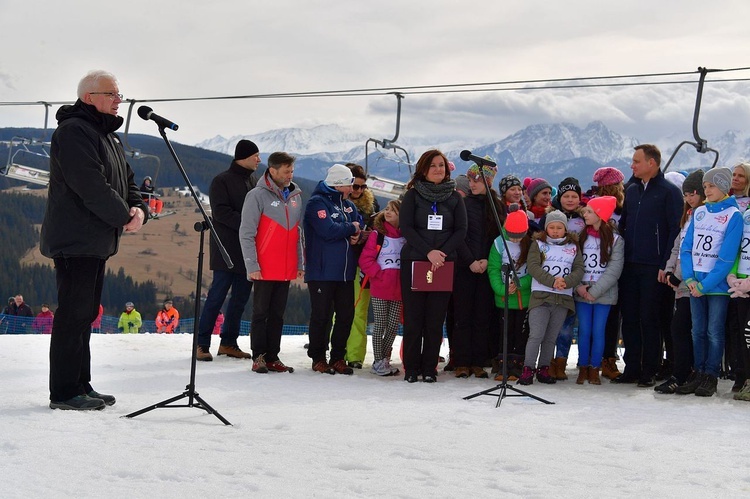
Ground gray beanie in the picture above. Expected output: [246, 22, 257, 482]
[544, 210, 568, 230]
[682, 169, 705, 197]
[703, 167, 732, 195]
[454, 174, 470, 196]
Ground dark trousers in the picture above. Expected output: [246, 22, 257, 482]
[401, 260, 450, 376]
[307, 280, 354, 363]
[49, 257, 105, 401]
[619, 263, 664, 378]
[451, 268, 494, 366]
[658, 284, 675, 363]
[671, 297, 694, 384]
[729, 297, 750, 384]
[499, 308, 529, 359]
[250, 280, 290, 361]
[603, 302, 621, 358]
[197, 270, 253, 348]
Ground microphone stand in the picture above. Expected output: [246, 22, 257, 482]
[125, 125, 233, 425]
[462, 164, 553, 407]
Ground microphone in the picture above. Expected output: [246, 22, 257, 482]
[460, 150, 496, 167]
[137, 106, 179, 131]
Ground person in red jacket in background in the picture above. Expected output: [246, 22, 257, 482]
[155, 299, 180, 334]
[212, 311, 224, 335]
[91, 304, 104, 334]
[33, 304, 55, 334]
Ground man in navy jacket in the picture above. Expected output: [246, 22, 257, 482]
[616, 144, 683, 386]
[303, 164, 361, 374]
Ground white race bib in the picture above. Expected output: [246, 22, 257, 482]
[531, 241, 577, 295]
[691, 205, 739, 273]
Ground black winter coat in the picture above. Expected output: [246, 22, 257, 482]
[620, 170, 683, 269]
[40, 101, 148, 259]
[400, 188, 467, 262]
[209, 162, 258, 274]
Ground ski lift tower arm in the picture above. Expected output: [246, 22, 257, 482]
[662, 67, 720, 173]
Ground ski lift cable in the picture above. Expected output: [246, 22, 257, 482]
[4, 66, 750, 107]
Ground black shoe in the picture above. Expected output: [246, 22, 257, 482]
[50, 394, 105, 411]
[422, 374, 437, 383]
[675, 371, 704, 395]
[88, 390, 116, 406]
[695, 374, 718, 397]
[404, 372, 419, 383]
[654, 376, 680, 394]
[611, 372, 639, 384]
[347, 361, 363, 369]
[637, 376, 656, 388]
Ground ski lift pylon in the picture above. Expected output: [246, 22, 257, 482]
[662, 67, 720, 173]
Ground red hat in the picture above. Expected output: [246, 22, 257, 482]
[504, 203, 529, 239]
[587, 196, 617, 222]
[592, 167, 624, 187]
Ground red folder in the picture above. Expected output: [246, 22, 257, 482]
[411, 261, 454, 292]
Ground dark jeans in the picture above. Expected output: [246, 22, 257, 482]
[197, 270, 253, 348]
[401, 260, 450, 377]
[251, 280, 290, 361]
[619, 263, 664, 378]
[49, 257, 105, 402]
[307, 281, 354, 363]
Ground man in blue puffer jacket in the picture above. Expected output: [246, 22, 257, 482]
[304, 164, 361, 374]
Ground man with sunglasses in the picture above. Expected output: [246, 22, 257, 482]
[344, 163, 380, 369]
[41, 70, 148, 411]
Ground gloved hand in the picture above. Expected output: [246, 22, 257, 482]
[128, 322, 134, 328]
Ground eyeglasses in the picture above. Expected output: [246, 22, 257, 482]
[89, 92, 123, 100]
[352, 184, 368, 191]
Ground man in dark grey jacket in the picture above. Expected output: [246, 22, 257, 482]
[41, 70, 148, 411]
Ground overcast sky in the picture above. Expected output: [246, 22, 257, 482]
[2, 0, 750, 148]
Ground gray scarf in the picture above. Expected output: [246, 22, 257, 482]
[414, 179, 457, 203]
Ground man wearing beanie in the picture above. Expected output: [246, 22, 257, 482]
[617, 144, 683, 387]
[195, 139, 261, 361]
[304, 164, 361, 375]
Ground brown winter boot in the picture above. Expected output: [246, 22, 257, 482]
[576, 366, 588, 385]
[601, 358, 621, 380]
[553, 357, 568, 380]
[588, 366, 601, 385]
[548, 358, 558, 379]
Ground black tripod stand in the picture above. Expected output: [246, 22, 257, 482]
[125, 122, 233, 425]
[459, 156, 553, 407]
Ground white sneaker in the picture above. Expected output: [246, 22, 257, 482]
[384, 359, 400, 375]
[371, 359, 392, 376]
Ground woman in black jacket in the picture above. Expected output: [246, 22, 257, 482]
[400, 149, 467, 383]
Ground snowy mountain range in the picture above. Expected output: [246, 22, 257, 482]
[196, 121, 750, 188]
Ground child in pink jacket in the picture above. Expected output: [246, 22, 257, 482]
[359, 200, 405, 376]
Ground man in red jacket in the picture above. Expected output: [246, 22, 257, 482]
[239, 152, 304, 373]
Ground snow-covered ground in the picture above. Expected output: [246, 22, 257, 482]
[2, 333, 749, 498]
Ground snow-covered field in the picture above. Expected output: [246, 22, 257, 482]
[2, 333, 749, 498]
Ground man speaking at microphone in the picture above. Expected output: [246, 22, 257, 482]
[41, 70, 149, 411]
